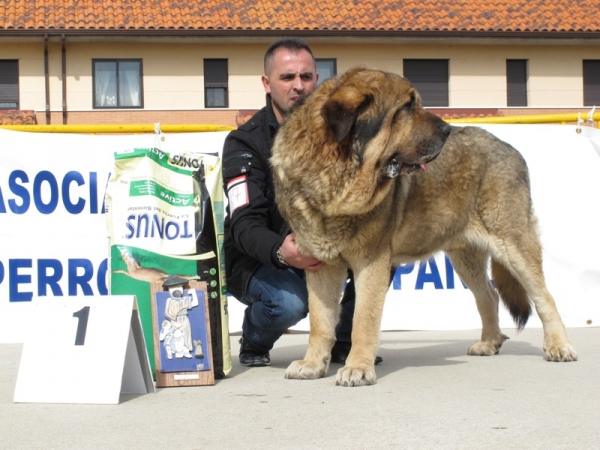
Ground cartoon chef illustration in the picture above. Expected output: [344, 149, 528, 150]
[160, 275, 201, 359]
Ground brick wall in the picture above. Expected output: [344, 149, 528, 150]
[43, 109, 257, 128]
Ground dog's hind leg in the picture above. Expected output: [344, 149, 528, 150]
[489, 229, 577, 362]
[447, 246, 509, 356]
[285, 262, 348, 380]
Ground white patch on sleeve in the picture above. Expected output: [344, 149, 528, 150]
[227, 175, 249, 213]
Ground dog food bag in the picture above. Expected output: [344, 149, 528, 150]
[105, 147, 231, 378]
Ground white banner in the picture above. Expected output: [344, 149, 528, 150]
[0, 129, 230, 343]
[1, 124, 599, 342]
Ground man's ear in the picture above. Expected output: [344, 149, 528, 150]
[261, 75, 271, 94]
[321, 86, 372, 143]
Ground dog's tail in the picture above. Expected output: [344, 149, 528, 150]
[491, 259, 532, 330]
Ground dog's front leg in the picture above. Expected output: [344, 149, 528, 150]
[285, 263, 347, 380]
[336, 255, 390, 387]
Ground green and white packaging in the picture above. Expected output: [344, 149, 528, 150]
[105, 147, 231, 378]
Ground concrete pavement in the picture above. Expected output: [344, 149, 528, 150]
[1, 327, 599, 450]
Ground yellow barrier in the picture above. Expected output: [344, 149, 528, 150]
[0, 124, 236, 133]
[446, 111, 600, 125]
[0, 112, 598, 131]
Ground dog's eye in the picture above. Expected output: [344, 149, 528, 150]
[393, 100, 413, 122]
[404, 93, 416, 111]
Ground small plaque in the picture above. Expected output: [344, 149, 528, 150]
[151, 281, 215, 387]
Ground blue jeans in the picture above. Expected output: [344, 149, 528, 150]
[239, 265, 354, 353]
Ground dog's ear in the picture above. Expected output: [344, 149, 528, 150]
[322, 86, 372, 143]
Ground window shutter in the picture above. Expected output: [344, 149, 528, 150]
[403, 60, 449, 107]
[0, 60, 19, 106]
[204, 59, 228, 85]
[583, 60, 600, 107]
[507, 60, 528, 107]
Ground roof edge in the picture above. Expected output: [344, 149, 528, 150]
[1, 29, 600, 40]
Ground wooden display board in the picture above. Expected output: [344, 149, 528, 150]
[151, 280, 214, 387]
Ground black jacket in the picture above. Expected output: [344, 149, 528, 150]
[222, 96, 291, 300]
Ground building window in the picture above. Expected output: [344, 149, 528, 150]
[0, 60, 19, 109]
[403, 59, 449, 107]
[204, 59, 228, 108]
[316, 59, 337, 85]
[92, 59, 143, 108]
[507, 60, 528, 107]
[583, 60, 600, 106]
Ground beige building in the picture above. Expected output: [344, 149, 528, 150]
[1, 1, 599, 126]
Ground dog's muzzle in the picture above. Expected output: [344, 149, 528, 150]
[384, 158, 429, 178]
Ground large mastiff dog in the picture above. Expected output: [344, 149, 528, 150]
[270, 67, 577, 387]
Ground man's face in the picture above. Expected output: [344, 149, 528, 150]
[262, 48, 319, 123]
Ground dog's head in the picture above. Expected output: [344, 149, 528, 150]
[320, 67, 451, 180]
[271, 67, 453, 221]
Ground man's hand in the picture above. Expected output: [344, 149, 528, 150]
[279, 233, 324, 271]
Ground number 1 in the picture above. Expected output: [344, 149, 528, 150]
[73, 306, 90, 346]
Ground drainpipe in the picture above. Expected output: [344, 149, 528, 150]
[61, 34, 67, 124]
[44, 34, 50, 125]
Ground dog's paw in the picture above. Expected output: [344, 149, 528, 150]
[544, 343, 578, 362]
[335, 365, 377, 387]
[284, 359, 327, 380]
[467, 334, 509, 356]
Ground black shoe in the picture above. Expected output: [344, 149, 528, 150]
[330, 341, 383, 365]
[238, 336, 270, 367]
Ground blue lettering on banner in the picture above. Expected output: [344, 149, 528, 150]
[33, 171, 59, 214]
[125, 214, 194, 240]
[416, 257, 444, 289]
[392, 256, 468, 291]
[7, 170, 29, 213]
[8, 259, 31, 301]
[0, 170, 107, 215]
[38, 259, 64, 295]
[0, 258, 108, 302]
[393, 263, 415, 290]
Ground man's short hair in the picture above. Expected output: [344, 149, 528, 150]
[264, 38, 315, 73]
